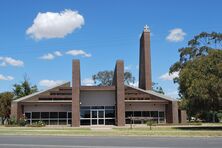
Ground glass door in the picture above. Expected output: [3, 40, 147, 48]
[91, 110, 98, 125]
[98, 110, 104, 125]
[91, 109, 105, 125]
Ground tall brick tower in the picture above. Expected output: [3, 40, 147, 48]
[139, 25, 152, 90]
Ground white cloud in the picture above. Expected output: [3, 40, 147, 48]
[26, 9, 84, 40]
[159, 71, 179, 81]
[39, 53, 55, 60]
[125, 65, 132, 71]
[129, 81, 139, 87]
[39, 80, 65, 88]
[54, 51, 62, 56]
[0, 57, 24, 67]
[0, 74, 14, 81]
[82, 78, 94, 86]
[166, 28, 186, 42]
[0, 62, 6, 67]
[39, 51, 64, 60]
[40, 50, 91, 60]
[166, 91, 179, 99]
[66, 50, 91, 58]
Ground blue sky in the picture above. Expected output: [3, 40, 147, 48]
[0, 0, 222, 98]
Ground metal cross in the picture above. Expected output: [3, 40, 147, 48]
[144, 25, 150, 32]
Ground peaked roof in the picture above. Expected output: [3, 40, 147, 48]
[125, 84, 178, 102]
[13, 81, 70, 103]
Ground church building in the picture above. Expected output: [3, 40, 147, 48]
[11, 26, 187, 126]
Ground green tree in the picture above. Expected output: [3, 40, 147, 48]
[179, 50, 222, 121]
[124, 71, 135, 85]
[92, 70, 165, 94]
[13, 76, 38, 99]
[170, 32, 222, 122]
[152, 82, 164, 94]
[170, 32, 222, 76]
[92, 70, 135, 86]
[0, 92, 14, 125]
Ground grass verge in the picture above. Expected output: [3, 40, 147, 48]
[0, 124, 222, 137]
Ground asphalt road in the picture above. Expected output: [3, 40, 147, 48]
[0, 136, 221, 148]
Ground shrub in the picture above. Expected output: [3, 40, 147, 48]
[7, 115, 27, 126]
[8, 116, 17, 126]
[18, 115, 27, 126]
[145, 119, 156, 130]
[216, 112, 222, 122]
[27, 121, 45, 127]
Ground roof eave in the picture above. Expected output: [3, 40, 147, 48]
[125, 84, 178, 102]
[13, 81, 70, 103]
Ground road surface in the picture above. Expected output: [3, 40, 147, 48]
[0, 135, 221, 148]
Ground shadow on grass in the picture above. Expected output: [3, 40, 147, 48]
[173, 126, 222, 131]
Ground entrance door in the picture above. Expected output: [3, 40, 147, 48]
[91, 109, 105, 125]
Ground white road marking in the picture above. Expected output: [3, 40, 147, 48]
[0, 144, 169, 148]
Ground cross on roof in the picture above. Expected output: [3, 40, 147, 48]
[144, 25, 150, 32]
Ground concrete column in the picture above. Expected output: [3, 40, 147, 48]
[114, 60, 125, 126]
[72, 60, 81, 127]
[165, 101, 179, 124]
[172, 101, 179, 124]
[179, 110, 187, 124]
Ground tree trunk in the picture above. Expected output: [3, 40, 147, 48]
[1, 118, 5, 125]
[212, 111, 216, 123]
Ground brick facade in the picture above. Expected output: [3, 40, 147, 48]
[114, 60, 125, 126]
[11, 102, 23, 120]
[139, 29, 152, 90]
[72, 60, 81, 127]
[10, 27, 183, 126]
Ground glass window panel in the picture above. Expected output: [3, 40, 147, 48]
[25, 113, 31, 119]
[59, 112, 67, 118]
[91, 106, 104, 109]
[151, 111, 158, 117]
[142, 111, 150, 117]
[80, 119, 90, 125]
[159, 112, 164, 117]
[134, 120, 142, 124]
[32, 112, 40, 119]
[68, 119, 72, 124]
[105, 110, 115, 118]
[92, 111, 97, 118]
[98, 111, 104, 118]
[105, 119, 115, 125]
[80, 106, 90, 110]
[134, 111, 142, 117]
[159, 118, 165, 122]
[68, 112, 72, 118]
[50, 120, 58, 125]
[105, 106, 115, 109]
[59, 120, 67, 125]
[50, 112, 58, 118]
[92, 119, 97, 125]
[99, 119, 104, 125]
[125, 119, 131, 124]
[80, 110, 90, 118]
[125, 111, 133, 117]
[41, 112, 49, 119]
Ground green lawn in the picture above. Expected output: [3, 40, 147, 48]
[0, 124, 222, 137]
